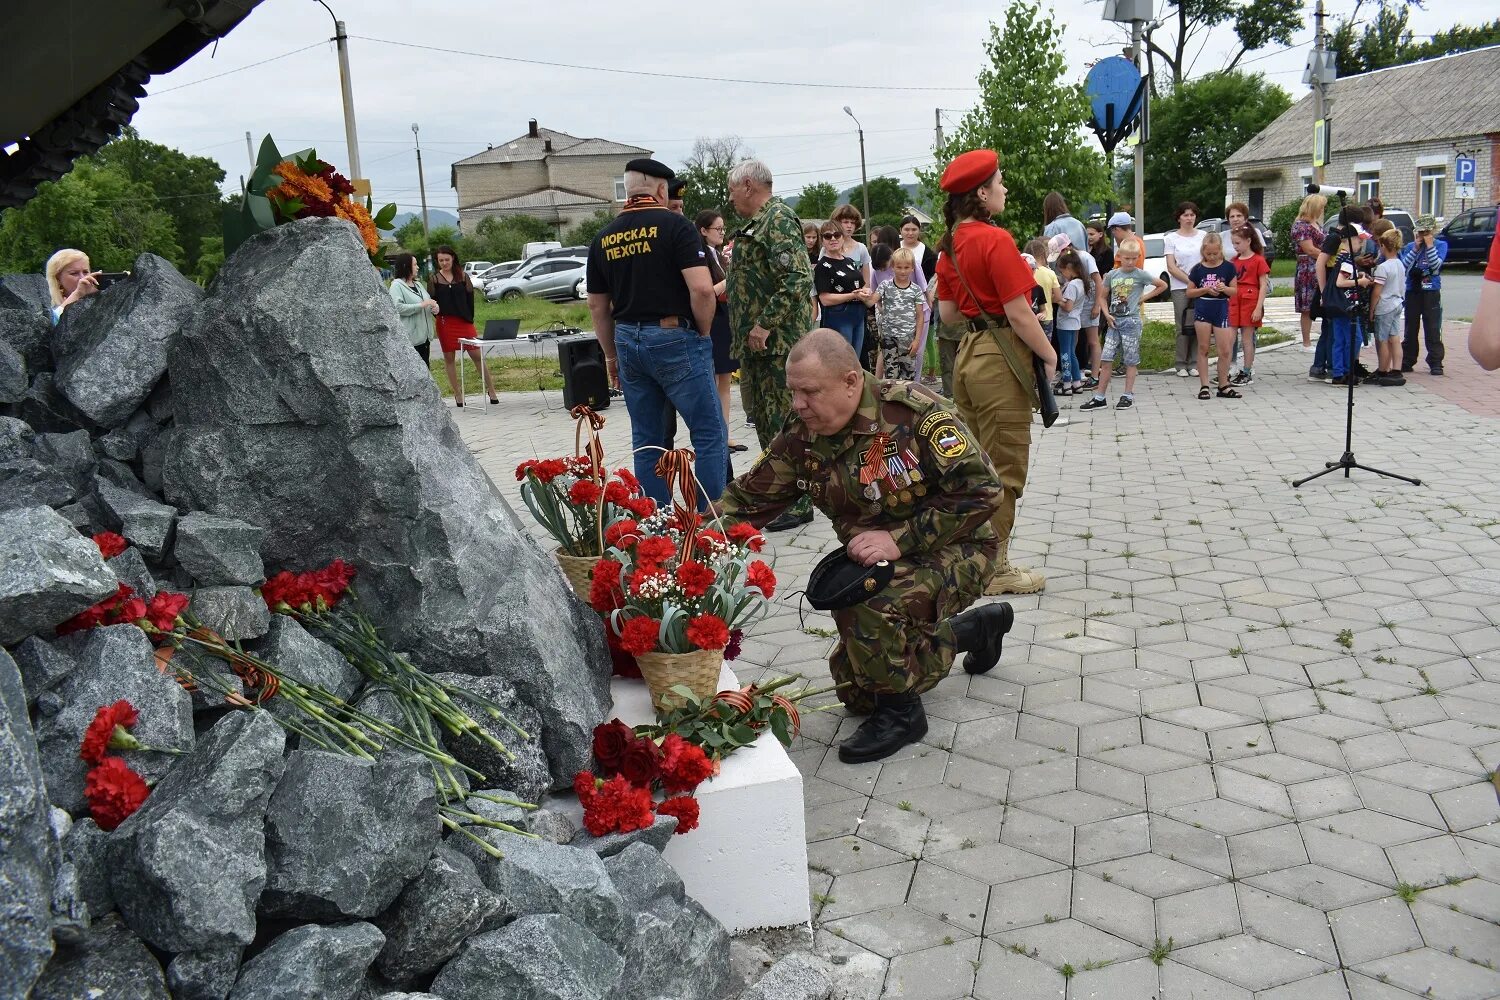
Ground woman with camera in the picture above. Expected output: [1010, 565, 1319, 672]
[1316, 204, 1374, 386]
[45, 249, 102, 323]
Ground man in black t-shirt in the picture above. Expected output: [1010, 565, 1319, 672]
[586, 158, 724, 507]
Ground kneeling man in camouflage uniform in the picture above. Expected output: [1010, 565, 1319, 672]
[720, 329, 1015, 763]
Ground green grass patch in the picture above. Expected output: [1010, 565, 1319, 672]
[1270, 258, 1296, 278]
[1137, 321, 1287, 372]
[427, 298, 590, 398]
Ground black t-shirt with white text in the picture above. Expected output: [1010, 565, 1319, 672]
[813, 256, 865, 296]
[586, 197, 708, 325]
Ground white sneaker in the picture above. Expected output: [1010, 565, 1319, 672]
[1189, 368, 1199, 376]
[1302, 344, 1317, 353]
[1176, 368, 1190, 378]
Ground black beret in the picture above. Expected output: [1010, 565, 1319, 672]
[625, 158, 674, 180]
[806, 548, 894, 611]
[668, 178, 688, 199]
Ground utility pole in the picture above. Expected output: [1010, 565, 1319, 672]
[245, 131, 254, 172]
[1309, 0, 1331, 186]
[844, 106, 870, 244]
[315, 1, 363, 186]
[412, 123, 430, 238]
[1129, 19, 1146, 228]
[934, 108, 944, 152]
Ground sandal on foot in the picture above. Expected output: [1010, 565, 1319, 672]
[1197, 386, 1211, 400]
[1216, 386, 1241, 399]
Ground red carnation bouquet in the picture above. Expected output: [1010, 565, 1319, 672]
[573, 718, 718, 837]
[591, 512, 775, 659]
[516, 457, 656, 558]
[76, 699, 182, 830]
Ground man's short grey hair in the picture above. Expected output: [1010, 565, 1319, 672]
[788, 328, 860, 373]
[624, 170, 665, 196]
[727, 159, 773, 190]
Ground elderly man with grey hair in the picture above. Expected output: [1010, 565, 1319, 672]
[586, 157, 724, 506]
[725, 158, 816, 531]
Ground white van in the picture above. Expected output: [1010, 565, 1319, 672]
[522, 241, 562, 260]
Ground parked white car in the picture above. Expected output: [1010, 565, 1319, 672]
[1139, 232, 1168, 280]
[462, 261, 494, 284]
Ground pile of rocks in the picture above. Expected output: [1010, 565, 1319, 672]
[0, 219, 734, 999]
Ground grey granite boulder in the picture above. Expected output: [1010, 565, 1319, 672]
[528, 804, 578, 844]
[34, 623, 194, 813]
[226, 921, 384, 1000]
[248, 617, 359, 720]
[17, 372, 90, 434]
[30, 913, 170, 1000]
[60, 817, 115, 919]
[36, 429, 96, 499]
[94, 479, 176, 559]
[573, 811, 679, 858]
[432, 671, 548, 801]
[374, 994, 443, 1000]
[191, 585, 271, 641]
[429, 913, 624, 1000]
[0, 302, 51, 371]
[0, 506, 116, 645]
[0, 274, 51, 315]
[96, 407, 161, 463]
[604, 841, 686, 909]
[0, 419, 90, 512]
[163, 217, 611, 787]
[374, 852, 509, 982]
[108, 710, 285, 953]
[12, 633, 82, 706]
[262, 749, 440, 920]
[0, 336, 24, 403]
[175, 512, 265, 585]
[52, 253, 203, 428]
[107, 545, 158, 599]
[740, 952, 835, 1000]
[167, 945, 243, 1000]
[453, 828, 627, 945]
[0, 647, 55, 995]
[616, 896, 732, 1000]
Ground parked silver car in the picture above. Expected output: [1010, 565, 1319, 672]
[483, 255, 587, 302]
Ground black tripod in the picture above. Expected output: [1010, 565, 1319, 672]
[1293, 308, 1421, 487]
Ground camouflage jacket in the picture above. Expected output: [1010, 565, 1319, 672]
[726, 196, 814, 356]
[721, 374, 1001, 556]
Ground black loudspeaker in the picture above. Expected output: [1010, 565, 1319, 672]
[557, 334, 610, 410]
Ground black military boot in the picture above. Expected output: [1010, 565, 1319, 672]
[951, 602, 1014, 675]
[837, 692, 928, 764]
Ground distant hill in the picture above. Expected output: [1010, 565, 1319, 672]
[392, 209, 458, 230]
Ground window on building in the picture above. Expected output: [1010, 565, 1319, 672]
[1419, 167, 1445, 218]
[614, 176, 627, 201]
[1356, 171, 1380, 203]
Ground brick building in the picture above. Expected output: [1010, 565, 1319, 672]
[1224, 46, 1500, 224]
[450, 120, 650, 232]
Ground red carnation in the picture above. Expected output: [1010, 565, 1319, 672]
[591, 719, 635, 773]
[727, 522, 765, 552]
[145, 591, 190, 632]
[657, 795, 701, 834]
[569, 480, 603, 506]
[573, 771, 601, 802]
[603, 480, 631, 505]
[628, 568, 670, 596]
[685, 613, 730, 651]
[581, 775, 656, 837]
[746, 560, 777, 599]
[617, 737, 661, 787]
[603, 520, 640, 550]
[675, 561, 717, 599]
[80, 700, 140, 764]
[92, 531, 128, 559]
[531, 459, 568, 483]
[56, 583, 136, 636]
[84, 757, 150, 831]
[617, 616, 660, 657]
[515, 459, 537, 481]
[635, 535, 676, 568]
[116, 597, 147, 625]
[625, 496, 657, 518]
[615, 468, 641, 494]
[660, 734, 714, 794]
[312, 559, 357, 605]
[589, 559, 625, 613]
[694, 529, 726, 550]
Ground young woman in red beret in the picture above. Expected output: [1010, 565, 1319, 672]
[934, 149, 1057, 595]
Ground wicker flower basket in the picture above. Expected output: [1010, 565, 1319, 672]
[635, 649, 724, 711]
[554, 549, 597, 600]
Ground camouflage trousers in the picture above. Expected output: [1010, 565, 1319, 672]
[829, 537, 998, 713]
[737, 349, 811, 515]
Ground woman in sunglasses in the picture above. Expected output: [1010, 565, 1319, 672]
[814, 223, 874, 360]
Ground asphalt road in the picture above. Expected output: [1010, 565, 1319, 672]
[1272, 269, 1485, 320]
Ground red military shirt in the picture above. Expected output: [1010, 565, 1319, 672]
[935, 223, 1036, 318]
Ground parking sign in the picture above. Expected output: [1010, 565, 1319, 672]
[1455, 156, 1477, 185]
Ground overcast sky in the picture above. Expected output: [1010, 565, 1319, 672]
[127, 0, 1490, 214]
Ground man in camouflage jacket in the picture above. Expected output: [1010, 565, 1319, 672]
[726, 158, 816, 532]
[720, 330, 1016, 763]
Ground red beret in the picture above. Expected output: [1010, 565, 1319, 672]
[939, 149, 999, 194]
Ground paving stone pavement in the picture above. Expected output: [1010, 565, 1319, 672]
[455, 335, 1500, 1000]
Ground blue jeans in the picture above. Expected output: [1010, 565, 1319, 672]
[1055, 327, 1081, 382]
[615, 322, 727, 508]
[822, 301, 866, 359]
[1312, 315, 1333, 374]
[1329, 314, 1358, 378]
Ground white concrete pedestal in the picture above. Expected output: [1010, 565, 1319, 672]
[609, 666, 811, 933]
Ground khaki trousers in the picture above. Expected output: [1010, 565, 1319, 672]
[953, 327, 1033, 548]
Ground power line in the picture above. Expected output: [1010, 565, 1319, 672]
[149, 42, 326, 95]
[351, 36, 979, 93]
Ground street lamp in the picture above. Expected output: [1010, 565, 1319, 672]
[843, 106, 871, 244]
[313, 0, 363, 187]
[412, 123, 430, 238]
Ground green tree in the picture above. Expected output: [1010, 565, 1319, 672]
[677, 136, 751, 232]
[1100, 0, 1303, 95]
[845, 177, 911, 231]
[1137, 71, 1291, 231]
[92, 127, 226, 270]
[0, 159, 182, 273]
[920, 0, 1110, 244]
[1330, 0, 1500, 75]
[795, 181, 840, 220]
[394, 216, 430, 258]
[563, 209, 616, 247]
[194, 235, 225, 285]
[1267, 199, 1301, 261]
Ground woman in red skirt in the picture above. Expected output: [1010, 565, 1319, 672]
[429, 245, 497, 406]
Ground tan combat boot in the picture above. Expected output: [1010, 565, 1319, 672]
[984, 540, 1045, 595]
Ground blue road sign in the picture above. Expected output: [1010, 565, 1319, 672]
[1455, 156, 1476, 185]
[1086, 57, 1143, 134]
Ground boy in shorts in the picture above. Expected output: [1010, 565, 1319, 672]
[1368, 229, 1407, 385]
[1081, 238, 1167, 410]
